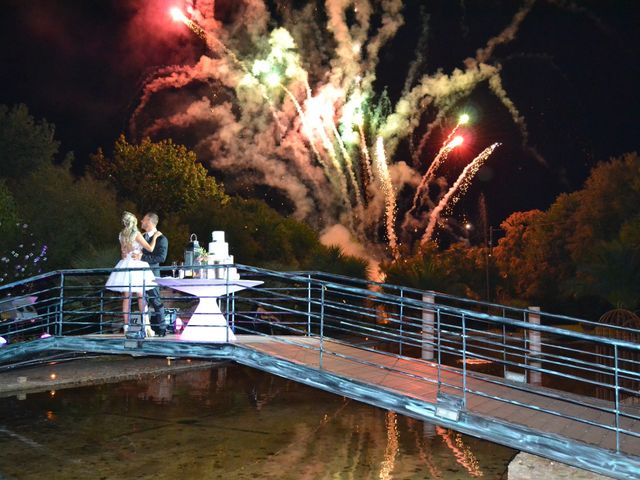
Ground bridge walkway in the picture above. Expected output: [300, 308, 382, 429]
[233, 335, 639, 459]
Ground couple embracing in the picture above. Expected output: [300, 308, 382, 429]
[105, 211, 168, 337]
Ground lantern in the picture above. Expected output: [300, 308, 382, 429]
[183, 233, 199, 278]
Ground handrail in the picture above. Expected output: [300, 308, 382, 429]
[291, 269, 640, 336]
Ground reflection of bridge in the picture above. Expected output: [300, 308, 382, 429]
[1, 265, 639, 478]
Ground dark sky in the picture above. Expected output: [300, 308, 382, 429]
[1, 0, 197, 162]
[1, 0, 639, 227]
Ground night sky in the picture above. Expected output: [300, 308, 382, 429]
[1, 0, 639, 232]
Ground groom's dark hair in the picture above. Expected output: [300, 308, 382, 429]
[145, 212, 159, 226]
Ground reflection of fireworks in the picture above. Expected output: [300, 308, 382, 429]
[436, 426, 484, 477]
[379, 411, 399, 480]
[133, 2, 537, 258]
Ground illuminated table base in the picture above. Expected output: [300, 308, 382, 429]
[155, 278, 262, 342]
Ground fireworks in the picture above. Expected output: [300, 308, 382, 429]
[169, 6, 206, 41]
[374, 136, 398, 259]
[131, 2, 537, 261]
[169, 7, 185, 22]
[402, 133, 465, 234]
[421, 143, 501, 246]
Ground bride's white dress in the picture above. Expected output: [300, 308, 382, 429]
[105, 239, 156, 293]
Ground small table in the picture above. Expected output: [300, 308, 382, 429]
[155, 278, 262, 342]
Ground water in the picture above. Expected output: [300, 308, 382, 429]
[0, 364, 515, 479]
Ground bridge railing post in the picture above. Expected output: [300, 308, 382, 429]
[99, 289, 104, 334]
[398, 288, 405, 356]
[501, 322, 507, 378]
[436, 309, 442, 389]
[528, 306, 542, 385]
[614, 344, 620, 452]
[421, 292, 435, 361]
[319, 284, 325, 369]
[229, 293, 236, 340]
[462, 312, 467, 408]
[57, 273, 65, 336]
[225, 267, 231, 341]
[306, 274, 312, 337]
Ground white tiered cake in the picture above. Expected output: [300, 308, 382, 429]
[207, 231, 239, 280]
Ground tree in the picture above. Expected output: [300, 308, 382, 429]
[309, 245, 370, 279]
[1, 173, 49, 286]
[0, 104, 59, 179]
[14, 162, 120, 269]
[491, 152, 640, 312]
[568, 220, 640, 311]
[90, 135, 228, 216]
[382, 242, 451, 292]
[491, 208, 578, 308]
[0, 180, 19, 251]
[555, 153, 640, 310]
[0, 223, 48, 286]
[182, 197, 367, 275]
[438, 242, 488, 300]
[565, 152, 640, 264]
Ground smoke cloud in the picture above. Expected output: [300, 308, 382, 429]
[129, 0, 540, 261]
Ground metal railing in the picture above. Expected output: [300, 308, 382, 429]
[1, 264, 639, 457]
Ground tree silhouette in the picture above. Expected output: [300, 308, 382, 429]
[90, 135, 228, 217]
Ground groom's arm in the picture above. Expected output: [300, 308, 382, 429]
[142, 236, 168, 265]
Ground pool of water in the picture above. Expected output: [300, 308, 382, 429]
[0, 363, 515, 479]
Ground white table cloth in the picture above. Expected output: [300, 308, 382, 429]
[155, 278, 262, 342]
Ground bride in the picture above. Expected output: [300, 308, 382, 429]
[106, 211, 163, 336]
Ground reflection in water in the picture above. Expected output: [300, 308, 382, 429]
[409, 420, 442, 479]
[380, 411, 399, 480]
[0, 364, 515, 479]
[141, 375, 174, 403]
[0, 426, 42, 449]
[436, 426, 483, 477]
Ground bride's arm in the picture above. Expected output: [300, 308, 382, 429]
[136, 231, 162, 252]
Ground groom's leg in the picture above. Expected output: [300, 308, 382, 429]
[145, 287, 166, 334]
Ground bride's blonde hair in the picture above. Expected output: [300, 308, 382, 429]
[120, 211, 139, 249]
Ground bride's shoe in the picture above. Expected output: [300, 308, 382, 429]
[145, 325, 155, 337]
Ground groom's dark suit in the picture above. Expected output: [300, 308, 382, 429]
[142, 231, 168, 335]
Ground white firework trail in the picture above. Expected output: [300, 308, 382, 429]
[421, 143, 501, 245]
[374, 136, 399, 259]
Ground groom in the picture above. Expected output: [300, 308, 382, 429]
[140, 212, 168, 336]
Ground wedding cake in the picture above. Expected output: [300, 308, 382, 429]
[207, 231, 239, 280]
